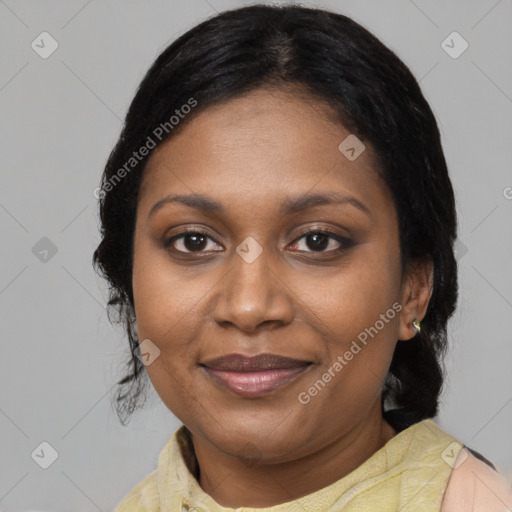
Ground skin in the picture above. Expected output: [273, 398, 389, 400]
[131, 86, 433, 507]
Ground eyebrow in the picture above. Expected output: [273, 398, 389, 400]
[148, 192, 371, 218]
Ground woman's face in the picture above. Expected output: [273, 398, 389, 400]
[132, 87, 422, 462]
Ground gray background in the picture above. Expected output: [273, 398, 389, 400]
[0, 0, 511, 510]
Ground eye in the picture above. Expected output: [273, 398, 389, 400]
[164, 228, 353, 256]
[164, 230, 223, 253]
[288, 229, 352, 253]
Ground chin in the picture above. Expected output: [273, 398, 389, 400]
[204, 421, 308, 463]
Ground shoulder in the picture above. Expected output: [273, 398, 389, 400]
[441, 447, 512, 511]
[113, 469, 160, 512]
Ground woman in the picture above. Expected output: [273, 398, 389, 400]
[93, 4, 512, 510]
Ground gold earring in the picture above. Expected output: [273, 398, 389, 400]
[412, 319, 421, 335]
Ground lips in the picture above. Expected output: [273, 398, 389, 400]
[200, 353, 312, 397]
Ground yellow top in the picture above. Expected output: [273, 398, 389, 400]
[114, 418, 464, 511]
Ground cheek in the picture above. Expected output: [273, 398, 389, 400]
[304, 247, 401, 339]
[132, 260, 204, 422]
[312, 245, 402, 387]
[132, 237, 208, 343]
[131, 238, 202, 400]
[300, 277, 401, 428]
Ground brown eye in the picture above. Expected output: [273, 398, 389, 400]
[164, 231, 222, 253]
[289, 230, 353, 253]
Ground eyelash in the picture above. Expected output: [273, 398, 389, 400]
[163, 229, 353, 256]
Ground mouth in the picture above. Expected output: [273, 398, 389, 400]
[199, 353, 313, 398]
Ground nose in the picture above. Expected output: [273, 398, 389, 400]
[213, 243, 294, 333]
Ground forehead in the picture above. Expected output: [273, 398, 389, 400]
[139, 87, 389, 217]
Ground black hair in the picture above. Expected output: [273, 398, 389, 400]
[93, 4, 458, 426]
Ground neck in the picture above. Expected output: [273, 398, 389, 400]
[190, 409, 397, 508]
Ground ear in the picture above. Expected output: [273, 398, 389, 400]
[397, 258, 434, 341]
